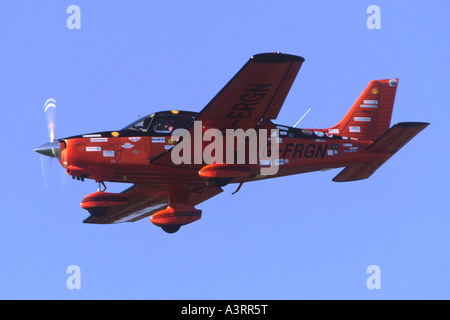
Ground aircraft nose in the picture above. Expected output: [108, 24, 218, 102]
[34, 141, 61, 158]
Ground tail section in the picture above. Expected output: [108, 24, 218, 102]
[327, 79, 399, 141]
[333, 122, 429, 182]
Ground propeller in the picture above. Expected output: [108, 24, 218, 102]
[34, 98, 66, 188]
[34, 98, 61, 159]
[34, 98, 61, 158]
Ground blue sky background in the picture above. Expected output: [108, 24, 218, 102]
[0, 1, 448, 299]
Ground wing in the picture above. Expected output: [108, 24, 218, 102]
[195, 52, 304, 130]
[150, 52, 304, 167]
[83, 184, 223, 224]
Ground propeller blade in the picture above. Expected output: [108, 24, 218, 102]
[40, 155, 49, 189]
[44, 98, 57, 142]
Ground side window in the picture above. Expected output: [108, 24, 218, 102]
[153, 115, 193, 134]
[153, 115, 175, 133]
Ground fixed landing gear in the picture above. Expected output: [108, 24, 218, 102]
[81, 181, 129, 218]
[210, 177, 231, 187]
[150, 201, 202, 234]
[161, 225, 181, 234]
[97, 181, 107, 192]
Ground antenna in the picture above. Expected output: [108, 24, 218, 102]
[293, 108, 311, 128]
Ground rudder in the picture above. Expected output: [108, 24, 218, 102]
[326, 79, 399, 141]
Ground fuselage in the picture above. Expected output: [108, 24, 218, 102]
[57, 110, 388, 186]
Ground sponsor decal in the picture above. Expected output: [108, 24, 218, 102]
[86, 147, 101, 152]
[103, 150, 115, 157]
[363, 100, 378, 105]
[152, 137, 165, 143]
[129, 137, 141, 142]
[90, 138, 108, 142]
[165, 145, 174, 150]
[343, 143, 353, 147]
[328, 129, 339, 134]
[314, 131, 324, 137]
[83, 134, 101, 138]
[349, 126, 361, 133]
[354, 117, 371, 122]
[259, 159, 272, 166]
[360, 104, 378, 108]
[302, 129, 313, 135]
[121, 142, 134, 149]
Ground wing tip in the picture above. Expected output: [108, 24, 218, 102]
[251, 52, 305, 63]
[394, 122, 430, 129]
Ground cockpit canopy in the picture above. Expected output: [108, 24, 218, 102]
[122, 111, 197, 135]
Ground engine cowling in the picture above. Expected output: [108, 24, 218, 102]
[81, 191, 128, 217]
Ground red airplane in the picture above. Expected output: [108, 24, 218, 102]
[34, 53, 429, 233]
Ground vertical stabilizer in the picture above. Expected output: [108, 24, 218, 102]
[326, 79, 399, 141]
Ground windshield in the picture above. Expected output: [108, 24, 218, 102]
[122, 115, 153, 132]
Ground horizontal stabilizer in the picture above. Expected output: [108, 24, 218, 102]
[332, 161, 385, 182]
[333, 122, 429, 182]
[366, 122, 430, 154]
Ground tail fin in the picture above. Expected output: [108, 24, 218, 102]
[333, 122, 429, 182]
[327, 79, 399, 141]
